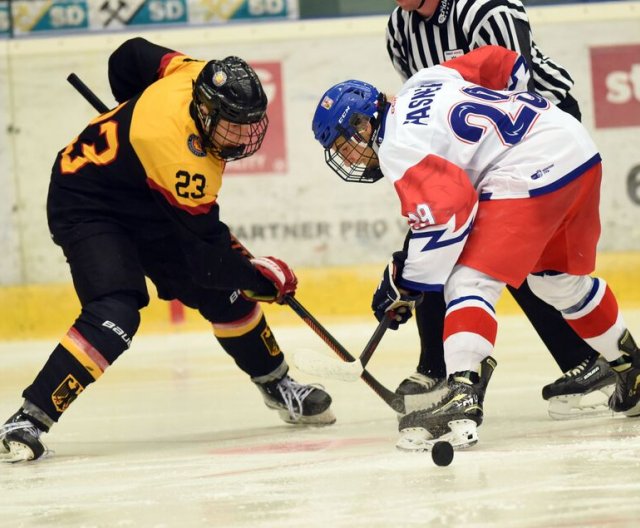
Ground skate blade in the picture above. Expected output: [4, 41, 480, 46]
[547, 387, 615, 420]
[623, 401, 640, 417]
[396, 419, 478, 452]
[0, 442, 52, 463]
[277, 407, 337, 426]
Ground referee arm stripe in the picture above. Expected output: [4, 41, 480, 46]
[387, 12, 412, 80]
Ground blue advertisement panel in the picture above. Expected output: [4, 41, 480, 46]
[188, 0, 291, 24]
[0, 1, 10, 38]
[5, 0, 296, 36]
[90, 0, 187, 29]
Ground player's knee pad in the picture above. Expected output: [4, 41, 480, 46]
[526, 273, 593, 312]
[444, 265, 504, 308]
[198, 288, 257, 323]
[73, 293, 141, 364]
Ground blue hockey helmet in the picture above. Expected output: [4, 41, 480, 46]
[312, 80, 385, 183]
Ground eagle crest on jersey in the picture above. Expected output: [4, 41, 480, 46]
[187, 134, 207, 157]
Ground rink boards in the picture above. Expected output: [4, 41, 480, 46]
[0, 251, 639, 340]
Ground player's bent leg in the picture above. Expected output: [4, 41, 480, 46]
[397, 265, 500, 423]
[396, 266, 501, 450]
[528, 274, 622, 419]
[1, 294, 141, 463]
[396, 231, 447, 412]
[395, 293, 448, 417]
[203, 295, 335, 426]
[507, 281, 598, 372]
[396, 356, 497, 451]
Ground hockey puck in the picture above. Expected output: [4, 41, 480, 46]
[431, 441, 454, 466]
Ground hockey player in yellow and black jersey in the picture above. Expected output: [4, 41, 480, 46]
[0, 38, 334, 462]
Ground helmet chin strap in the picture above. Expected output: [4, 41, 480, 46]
[191, 101, 214, 149]
[369, 93, 388, 154]
[218, 144, 246, 159]
[417, 0, 427, 9]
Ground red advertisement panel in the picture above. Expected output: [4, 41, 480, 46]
[225, 61, 287, 174]
[590, 44, 640, 128]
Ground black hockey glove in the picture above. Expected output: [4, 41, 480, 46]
[371, 251, 423, 330]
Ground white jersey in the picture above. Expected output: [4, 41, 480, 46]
[378, 46, 601, 292]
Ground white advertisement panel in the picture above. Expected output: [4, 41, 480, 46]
[0, 4, 639, 285]
[0, 42, 21, 283]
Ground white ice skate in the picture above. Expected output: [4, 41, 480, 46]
[0, 414, 50, 463]
[542, 356, 616, 420]
[396, 419, 478, 452]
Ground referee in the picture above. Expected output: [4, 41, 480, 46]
[387, 0, 581, 116]
[386, 0, 615, 418]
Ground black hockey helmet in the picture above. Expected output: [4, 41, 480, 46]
[192, 56, 269, 161]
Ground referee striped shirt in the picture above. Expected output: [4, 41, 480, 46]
[386, 0, 574, 105]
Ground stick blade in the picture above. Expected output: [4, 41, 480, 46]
[291, 348, 363, 382]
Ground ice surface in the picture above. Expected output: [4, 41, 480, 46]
[1, 311, 639, 527]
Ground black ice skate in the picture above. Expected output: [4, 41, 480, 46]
[395, 372, 447, 417]
[608, 330, 640, 417]
[254, 368, 335, 426]
[542, 355, 616, 420]
[0, 409, 49, 463]
[396, 356, 497, 451]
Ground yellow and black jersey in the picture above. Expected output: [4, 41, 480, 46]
[47, 38, 267, 292]
[131, 53, 225, 218]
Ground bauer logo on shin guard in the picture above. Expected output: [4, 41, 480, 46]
[261, 326, 281, 356]
[102, 320, 132, 348]
[52, 375, 84, 413]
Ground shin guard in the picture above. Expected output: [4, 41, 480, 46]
[212, 305, 284, 377]
[562, 279, 626, 361]
[22, 294, 140, 422]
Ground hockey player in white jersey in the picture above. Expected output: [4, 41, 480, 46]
[312, 45, 640, 450]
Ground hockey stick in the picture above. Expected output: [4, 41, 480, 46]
[292, 311, 393, 382]
[65, 73, 406, 414]
[230, 235, 405, 413]
[67, 73, 110, 113]
[283, 297, 404, 412]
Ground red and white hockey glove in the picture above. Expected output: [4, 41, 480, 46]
[241, 256, 298, 304]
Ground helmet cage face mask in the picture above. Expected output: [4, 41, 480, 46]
[324, 112, 383, 184]
[312, 80, 384, 183]
[193, 57, 269, 161]
[209, 113, 269, 161]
